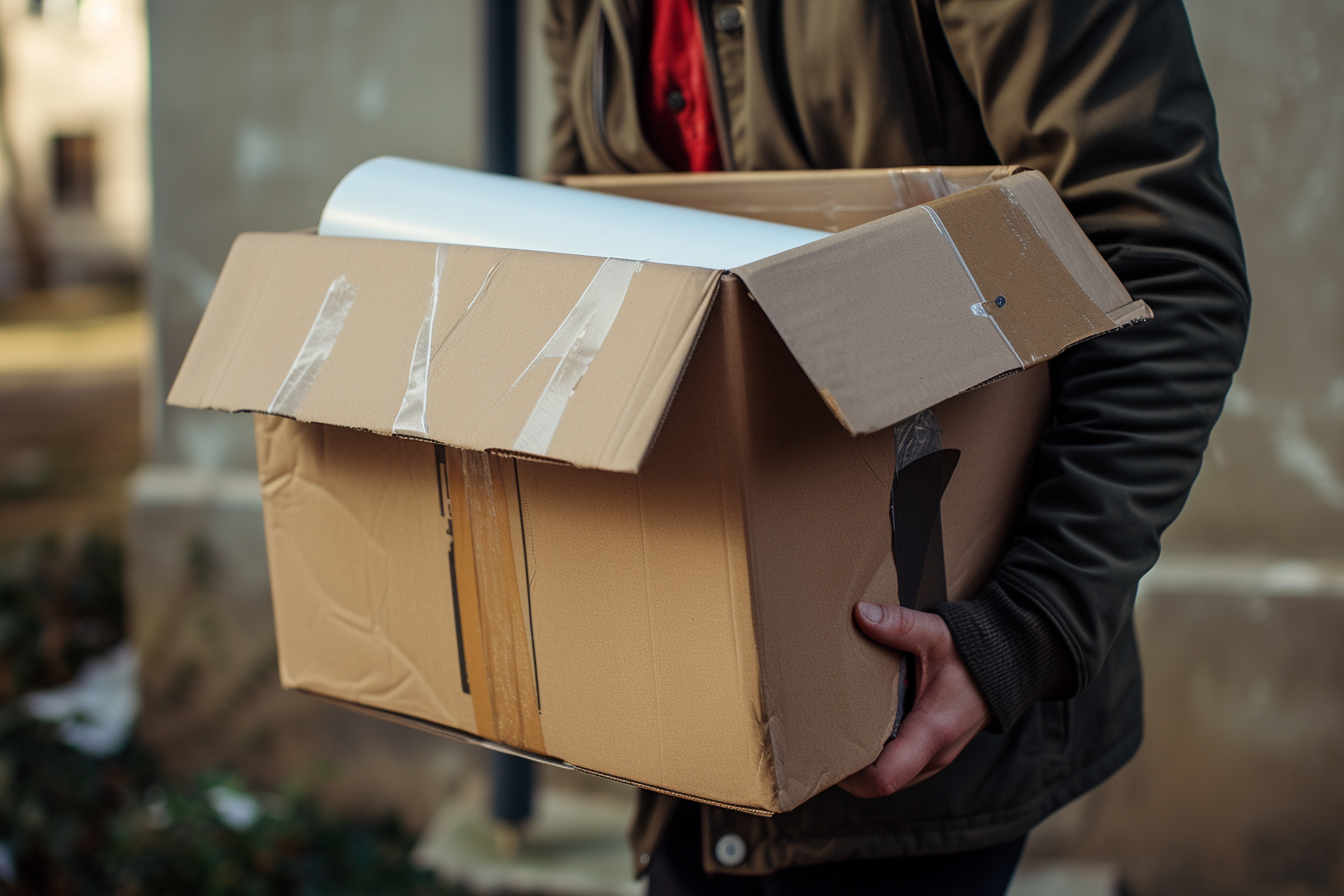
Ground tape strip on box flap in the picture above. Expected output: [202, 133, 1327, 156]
[267, 274, 359, 416]
[512, 257, 644, 455]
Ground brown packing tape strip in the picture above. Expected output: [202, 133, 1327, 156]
[443, 446, 546, 756]
[927, 184, 1112, 365]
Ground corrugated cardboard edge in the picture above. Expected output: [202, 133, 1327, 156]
[302, 690, 777, 816]
[564, 165, 1018, 201]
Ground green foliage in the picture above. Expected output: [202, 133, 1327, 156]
[107, 776, 451, 896]
[0, 534, 125, 701]
[0, 536, 464, 896]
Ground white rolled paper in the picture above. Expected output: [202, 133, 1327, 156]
[317, 156, 828, 270]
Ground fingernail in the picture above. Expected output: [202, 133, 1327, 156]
[857, 602, 882, 624]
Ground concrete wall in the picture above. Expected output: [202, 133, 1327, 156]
[1026, 2, 1344, 893]
[133, 0, 489, 826]
[0, 0, 149, 285]
[146, 0, 483, 472]
[1165, 0, 1344, 559]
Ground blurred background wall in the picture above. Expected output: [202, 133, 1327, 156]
[130, 0, 492, 828]
[0, 0, 1328, 892]
[1024, 2, 1344, 894]
[0, 0, 147, 291]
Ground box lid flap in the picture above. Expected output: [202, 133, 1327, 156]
[167, 232, 721, 473]
[564, 165, 1016, 231]
[732, 170, 1149, 434]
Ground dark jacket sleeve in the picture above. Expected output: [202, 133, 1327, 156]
[928, 0, 1251, 729]
[545, 0, 589, 176]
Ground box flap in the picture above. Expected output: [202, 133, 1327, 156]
[565, 165, 1018, 232]
[168, 232, 721, 473]
[732, 171, 1149, 434]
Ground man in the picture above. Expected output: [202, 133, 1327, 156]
[544, 1, 1250, 893]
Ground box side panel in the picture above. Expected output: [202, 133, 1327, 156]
[254, 414, 477, 734]
[722, 285, 905, 812]
[734, 333, 1053, 811]
[518, 296, 773, 810]
[934, 364, 1053, 603]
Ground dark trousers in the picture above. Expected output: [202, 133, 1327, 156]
[647, 803, 1026, 896]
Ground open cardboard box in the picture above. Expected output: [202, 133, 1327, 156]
[168, 166, 1148, 814]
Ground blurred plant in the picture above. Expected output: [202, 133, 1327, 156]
[0, 534, 125, 701]
[0, 535, 464, 896]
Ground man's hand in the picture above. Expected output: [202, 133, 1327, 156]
[838, 601, 992, 798]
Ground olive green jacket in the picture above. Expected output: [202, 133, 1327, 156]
[545, 0, 1249, 876]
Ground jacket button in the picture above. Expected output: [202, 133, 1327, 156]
[714, 4, 745, 32]
[666, 89, 686, 113]
[714, 833, 747, 867]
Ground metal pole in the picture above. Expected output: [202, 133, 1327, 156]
[482, 0, 532, 852]
[483, 0, 519, 176]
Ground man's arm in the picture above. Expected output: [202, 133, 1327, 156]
[845, 0, 1250, 795]
[929, 0, 1250, 731]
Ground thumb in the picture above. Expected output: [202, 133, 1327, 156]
[853, 601, 943, 653]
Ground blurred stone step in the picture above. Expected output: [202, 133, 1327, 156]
[1008, 861, 1122, 896]
[413, 783, 642, 896]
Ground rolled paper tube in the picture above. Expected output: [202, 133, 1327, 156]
[318, 156, 828, 270]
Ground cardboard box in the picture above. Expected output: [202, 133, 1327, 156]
[168, 166, 1147, 814]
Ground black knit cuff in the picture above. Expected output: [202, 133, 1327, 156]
[931, 581, 1077, 732]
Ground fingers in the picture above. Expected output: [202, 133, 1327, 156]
[853, 601, 947, 654]
[838, 607, 993, 798]
[837, 704, 951, 798]
[838, 698, 986, 798]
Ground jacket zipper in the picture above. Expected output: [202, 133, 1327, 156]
[590, 9, 633, 173]
[893, 0, 947, 159]
[692, 0, 736, 170]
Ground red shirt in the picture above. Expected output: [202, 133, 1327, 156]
[639, 0, 723, 172]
